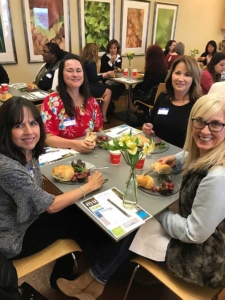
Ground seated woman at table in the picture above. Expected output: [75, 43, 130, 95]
[0, 64, 9, 84]
[132, 44, 167, 107]
[152, 93, 225, 287]
[41, 53, 103, 153]
[100, 39, 126, 101]
[34, 42, 68, 92]
[164, 42, 185, 70]
[200, 52, 225, 94]
[81, 43, 114, 124]
[57, 93, 225, 299]
[0, 96, 104, 287]
[142, 55, 202, 148]
[197, 40, 217, 66]
[163, 39, 176, 57]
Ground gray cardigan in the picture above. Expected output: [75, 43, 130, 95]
[0, 154, 54, 258]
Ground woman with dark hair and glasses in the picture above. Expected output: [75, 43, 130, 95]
[200, 52, 225, 94]
[0, 96, 104, 288]
[197, 40, 217, 66]
[34, 42, 68, 92]
[41, 53, 103, 153]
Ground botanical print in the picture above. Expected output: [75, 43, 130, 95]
[28, 0, 65, 55]
[155, 8, 174, 49]
[0, 15, 5, 53]
[126, 8, 144, 48]
[83, 0, 111, 52]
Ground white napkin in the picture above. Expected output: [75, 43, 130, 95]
[129, 217, 171, 261]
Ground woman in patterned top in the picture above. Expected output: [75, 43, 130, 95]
[41, 53, 103, 153]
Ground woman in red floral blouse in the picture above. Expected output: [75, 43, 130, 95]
[41, 54, 103, 153]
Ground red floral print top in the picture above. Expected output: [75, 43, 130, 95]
[41, 92, 103, 139]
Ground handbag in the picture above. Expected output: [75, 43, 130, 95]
[132, 85, 158, 106]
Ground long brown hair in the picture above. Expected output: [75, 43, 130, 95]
[145, 45, 167, 74]
[80, 43, 99, 63]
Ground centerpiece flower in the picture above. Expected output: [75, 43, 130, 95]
[106, 131, 155, 208]
[125, 51, 135, 67]
[190, 48, 199, 58]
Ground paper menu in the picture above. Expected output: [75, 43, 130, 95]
[81, 187, 152, 240]
[102, 125, 142, 139]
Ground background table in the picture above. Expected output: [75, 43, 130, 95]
[41, 142, 182, 240]
[110, 75, 143, 122]
[9, 85, 48, 103]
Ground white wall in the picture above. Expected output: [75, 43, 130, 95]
[4, 0, 225, 83]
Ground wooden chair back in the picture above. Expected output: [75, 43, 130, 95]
[123, 256, 222, 300]
[35, 104, 42, 112]
[154, 82, 166, 103]
[12, 239, 82, 279]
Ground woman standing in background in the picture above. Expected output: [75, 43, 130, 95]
[164, 42, 185, 69]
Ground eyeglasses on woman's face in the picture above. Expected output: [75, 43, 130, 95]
[192, 118, 225, 132]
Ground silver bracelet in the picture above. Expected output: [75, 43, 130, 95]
[79, 186, 86, 199]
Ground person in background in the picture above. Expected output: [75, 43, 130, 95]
[209, 82, 225, 97]
[41, 53, 103, 153]
[200, 52, 225, 94]
[0, 97, 104, 288]
[136, 93, 225, 289]
[164, 42, 185, 69]
[197, 40, 217, 66]
[81, 43, 114, 124]
[143, 55, 202, 148]
[163, 40, 176, 57]
[219, 39, 225, 81]
[0, 64, 9, 84]
[100, 39, 126, 102]
[34, 42, 67, 92]
[133, 44, 167, 106]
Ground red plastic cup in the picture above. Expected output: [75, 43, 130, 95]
[1, 84, 8, 94]
[123, 69, 128, 77]
[135, 157, 145, 170]
[0, 86, 2, 95]
[132, 69, 137, 77]
[110, 150, 121, 165]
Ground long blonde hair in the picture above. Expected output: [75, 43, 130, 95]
[80, 43, 99, 64]
[183, 93, 225, 174]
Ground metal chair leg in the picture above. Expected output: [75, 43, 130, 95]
[71, 252, 79, 275]
[123, 264, 140, 300]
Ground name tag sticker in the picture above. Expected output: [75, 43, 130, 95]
[63, 118, 76, 126]
[46, 73, 52, 78]
[158, 108, 169, 115]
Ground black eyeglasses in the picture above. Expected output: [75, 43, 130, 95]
[192, 118, 225, 132]
[42, 50, 50, 54]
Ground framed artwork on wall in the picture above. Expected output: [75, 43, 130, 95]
[152, 2, 178, 49]
[0, 0, 17, 64]
[21, 0, 70, 63]
[121, 0, 150, 56]
[78, 0, 115, 56]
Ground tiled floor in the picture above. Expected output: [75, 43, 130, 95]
[18, 97, 225, 299]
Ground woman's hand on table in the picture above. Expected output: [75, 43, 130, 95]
[103, 71, 114, 79]
[87, 171, 104, 191]
[72, 139, 95, 153]
[157, 155, 176, 168]
[142, 123, 154, 135]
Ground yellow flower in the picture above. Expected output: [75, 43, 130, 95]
[142, 142, 155, 156]
[127, 140, 138, 155]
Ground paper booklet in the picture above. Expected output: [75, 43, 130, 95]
[102, 124, 142, 139]
[81, 187, 152, 240]
[39, 148, 78, 166]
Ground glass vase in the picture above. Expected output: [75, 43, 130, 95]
[128, 66, 132, 80]
[123, 168, 138, 209]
